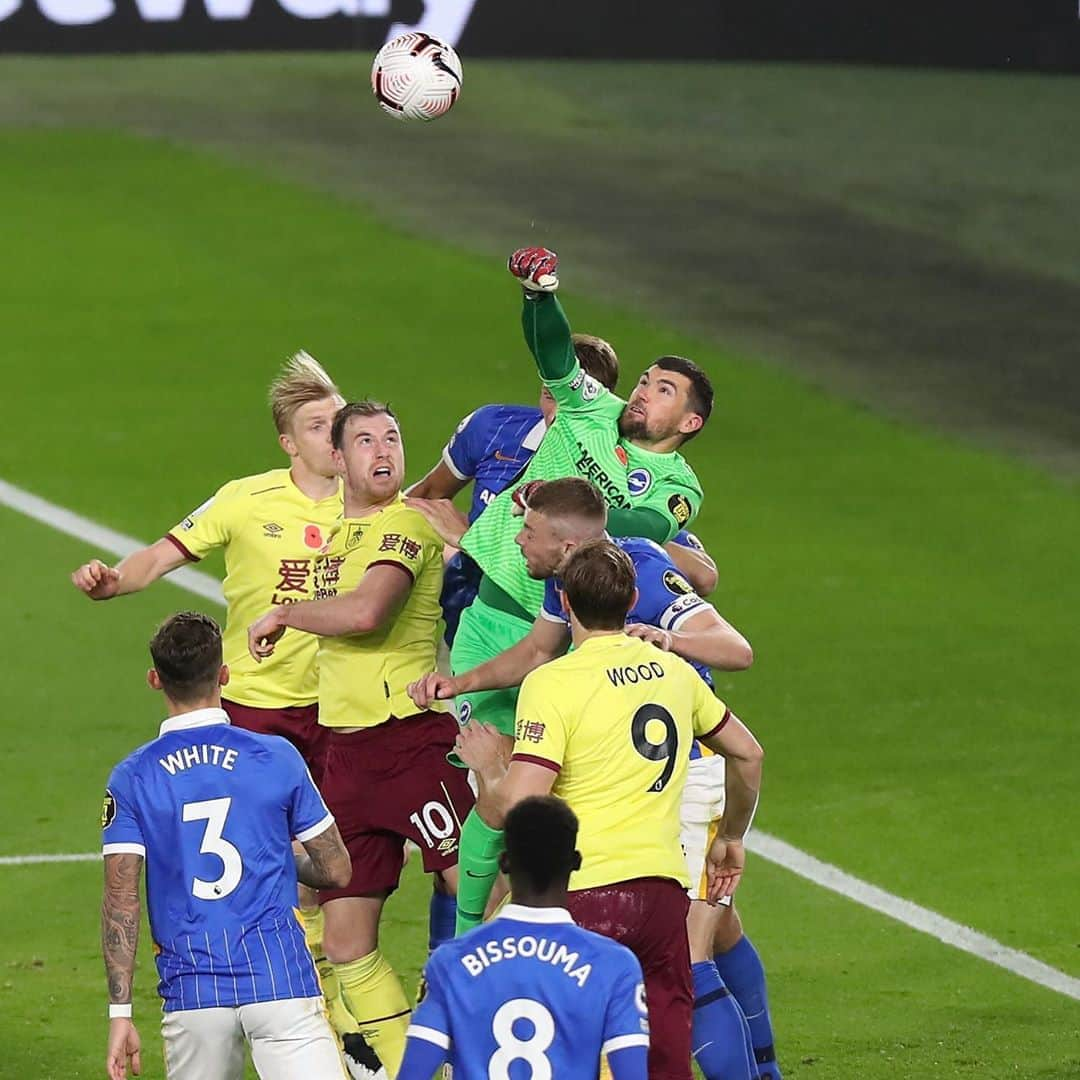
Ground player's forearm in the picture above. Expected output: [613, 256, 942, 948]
[295, 826, 351, 890]
[606, 506, 672, 543]
[521, 292, 576, 382]
[664, 542, 718, 596]
[101, 857, 141, 1004]
[670, 622, 753, 671]
[455, 635, 555, 694]
[280, 591, 390, 638]
[718, 754, 762, 841]
[113, 542, 182, 595]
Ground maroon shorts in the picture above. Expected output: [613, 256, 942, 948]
[317, 710, 475, 901]
[222, 699, 328, 786]
[567, 877, 692, 1080]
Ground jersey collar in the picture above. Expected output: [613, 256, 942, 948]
[159, 706, 232, 737]
[522, 417, 548, 452]
[497, 903, 575, 925]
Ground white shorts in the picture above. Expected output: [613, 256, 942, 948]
[680, 753, 730, 905]
[162, 996, 348, 1080]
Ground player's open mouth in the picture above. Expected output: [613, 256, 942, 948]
[627, 404, 645, 418]
[373, 466, 393, 478]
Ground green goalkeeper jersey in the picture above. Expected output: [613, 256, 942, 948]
[460, 293, 704, 616]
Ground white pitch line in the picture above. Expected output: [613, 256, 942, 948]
[0, 477, 224, 605]
[747, 831, 1080, 1002]
[3, 477, 1078, 1003]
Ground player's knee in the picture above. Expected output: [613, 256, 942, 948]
[322, 908, 380, 964]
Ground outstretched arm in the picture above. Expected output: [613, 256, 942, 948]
[72, 538, 187, 601]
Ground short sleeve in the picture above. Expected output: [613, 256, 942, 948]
[166, 480, 238, 561]
[672, 530, 704, 551]
[601, 948, 650, 1056]
[101, 764, 146, 857]
[284, 744, 334, 842]
[407, 954, 452, 1051]
[368, 512, 437, 582]
[648, 559, 710, 632]
[512, 671, 568, 771]
[539, 578, 568, 624]
[443, 409, 484, 481]
[692, 677, 731, 742]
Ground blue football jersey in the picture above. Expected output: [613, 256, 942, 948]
[405, 905, 648, 1080]
[101, 707, 329, 1011]
[540, 536, 714, 688]
[440, 403, 547, 644]
[442, 404, 547, 524]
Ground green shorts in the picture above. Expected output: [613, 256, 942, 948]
[449, 597, 533, 761]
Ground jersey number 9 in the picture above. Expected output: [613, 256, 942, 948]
[631, 704, 679, 793]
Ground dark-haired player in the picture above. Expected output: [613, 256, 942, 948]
[101, 611, 352, 1080]
[398, 797, 649, 1080]
[455, 540, 764, 1080]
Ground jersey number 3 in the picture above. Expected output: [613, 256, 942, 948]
[183, 797, 243, 901]
[631, 703, 679, 793]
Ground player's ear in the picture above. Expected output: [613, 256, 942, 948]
[678, 411, 704, 437]
[571, 849, 582, 872]
[331, 447, 346, 475]
[218, 664, 230, 688]
[629, 587, 639, 613]
[278, 431, 297, 459]
[147, 668, 163, 692]
[498, 851, 511, 876]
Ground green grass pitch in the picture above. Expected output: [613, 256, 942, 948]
[0, 60, 1078, 1079]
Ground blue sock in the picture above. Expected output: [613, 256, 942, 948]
[428, 890, 457, 953]
[714, 935, 781, 1079]
[691, 960, 755, 1080]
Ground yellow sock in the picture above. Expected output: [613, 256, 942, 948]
[336, 951, 411, 1077]
[301, 907, 364, 1040]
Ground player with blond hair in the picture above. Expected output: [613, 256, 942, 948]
[71, 352, 378, 1074]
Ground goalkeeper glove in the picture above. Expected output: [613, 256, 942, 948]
[508, 247, 559, 293]
[510, 480, 545, 516]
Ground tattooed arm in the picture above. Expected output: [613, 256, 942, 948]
[294, 822, 352, 890]
[102, 852, 143, 1080]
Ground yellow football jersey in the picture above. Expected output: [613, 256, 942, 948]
[166, 469, 342, 709]
[512, 634, 729, 892]
[313, 495, 449, 729]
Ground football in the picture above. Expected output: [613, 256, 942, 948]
[371, 32, 463, 122]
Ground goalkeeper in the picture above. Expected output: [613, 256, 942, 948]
[413, 247, 714, 935]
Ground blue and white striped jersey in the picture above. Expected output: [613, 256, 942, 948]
[403, 905, 648, 1080]
[101, 707, 329, 1011]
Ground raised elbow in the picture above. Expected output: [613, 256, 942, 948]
[697, 567, 720, 596]
[733, 641, 754, 670]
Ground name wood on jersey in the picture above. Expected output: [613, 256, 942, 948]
[606, 661, 666, 687]
[459, 935, 593, 987]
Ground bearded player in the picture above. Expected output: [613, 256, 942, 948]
[68, 353, 375, 1066]
[247, 401, 475, 1078]
[421, 247, 713, 938]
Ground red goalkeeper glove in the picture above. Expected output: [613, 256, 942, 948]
[508, 247, 559, 293]
[510, 480, 545, 516]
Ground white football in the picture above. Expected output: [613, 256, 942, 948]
[371, 32, 463, 122]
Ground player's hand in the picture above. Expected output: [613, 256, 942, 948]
[248, 610, 286, 663]
[705, 835, 745, 903]
[71, 559, 121, 601]
[403, 497, 469, 547]
[408, 672, 460, 709]
[508, 247, 559, 292]
[454, 721, 510, 780]
[106, 1017, 141, 1080]
[509, 480, 545, 517]
[625, 623, 673, 651]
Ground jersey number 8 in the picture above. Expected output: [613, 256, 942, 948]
[489, 998, 555, 1079]
[631, 703, 679, 793]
